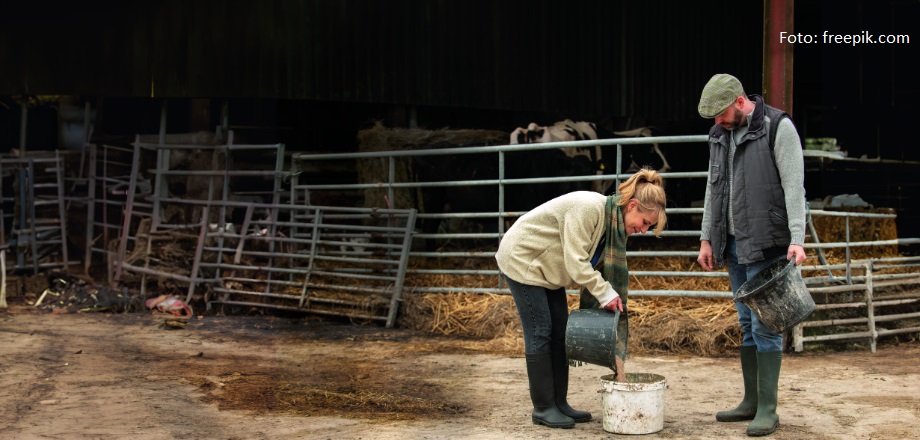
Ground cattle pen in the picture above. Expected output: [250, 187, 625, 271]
[3, 125, 919, 356]
[288, 125, 920, 353]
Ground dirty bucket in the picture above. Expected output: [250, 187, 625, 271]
[736, 257, 816, 333]
[599, 373, 666, 434]
[565, 309, 619, 369]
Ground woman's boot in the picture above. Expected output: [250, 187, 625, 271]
[525, 353, 575, 428]
[551, 347, 592, 422]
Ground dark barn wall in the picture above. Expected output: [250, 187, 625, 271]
[0, 0, 762, 123]
[1, 0, 918, 239]
[793, 0, 920, 162]
[792, 0, 920, 241]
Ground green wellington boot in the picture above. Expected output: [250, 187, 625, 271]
[525, 353, 575, 429]
[551, 348, 592, 423]
[747, 351, 782, 436]
[716, 345, 759, 422]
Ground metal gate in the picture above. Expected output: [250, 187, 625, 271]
[203, 204, 416, 327]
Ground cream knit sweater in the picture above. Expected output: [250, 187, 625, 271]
[495, 191, 617, 306]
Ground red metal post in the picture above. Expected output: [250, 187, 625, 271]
[763, 0, 795, 115]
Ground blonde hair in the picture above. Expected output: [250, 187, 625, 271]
[617, 167, 668, 236]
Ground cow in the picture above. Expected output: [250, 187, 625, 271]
[410, 141, 595, 251]
[511, 119, 604, 192]
[610, 126, 672, 174]
[409, 121, 674, 251]
[509, 120, 671, 194]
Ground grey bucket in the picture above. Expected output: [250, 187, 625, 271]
[736, 257, 816, 333]
[565, 309, 620, 369]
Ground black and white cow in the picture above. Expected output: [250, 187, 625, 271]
[411, 137, 595, 250]
[409, 121, 673, 250]
[510, 119, 602, 167]
[509, 120, 671, 194]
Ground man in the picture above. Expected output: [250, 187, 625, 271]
[696, 73, 807, 437]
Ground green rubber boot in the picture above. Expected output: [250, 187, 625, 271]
[525, 353, 575, 429]
[716, 345, 758, 422]
[747, 351, 782, 436]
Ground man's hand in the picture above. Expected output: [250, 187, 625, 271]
[698, 240, 714, 271]
[787, 244, 806, 266]
[603, 296, 623, 312]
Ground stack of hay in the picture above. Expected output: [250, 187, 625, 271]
[355, 121, 505, 211]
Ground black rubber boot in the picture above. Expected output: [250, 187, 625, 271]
[747, 351, 782, 436]
[716, 345, 759, 422]
[525, 353, 575, 429]
[551, 347, 592, 422]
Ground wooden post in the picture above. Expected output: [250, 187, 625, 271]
[763, 0, 795, 115]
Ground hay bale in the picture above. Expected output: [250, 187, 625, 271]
[399, 292, 519, 338]
[629, 297, 740, 356]
[355, 122, 506, 210]
[398, 283, 742, 357]
[399, 292, 524, 354]
[397, 253, 745, 356]
[811, 207, 899, 261]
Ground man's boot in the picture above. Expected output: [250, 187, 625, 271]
[550, 348, 592, 423]
[747, 351, 782, 436]
[716, 345, 758, 422]
[525, 353, 575, 428]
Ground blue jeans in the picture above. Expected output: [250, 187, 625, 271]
[505, 276, 569, 355]
[725, 236, 785, 352]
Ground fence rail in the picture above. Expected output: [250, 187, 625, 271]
[3, 130, 917, 348]
[291, 135, 919, 290]
[292, 133, 920, 348]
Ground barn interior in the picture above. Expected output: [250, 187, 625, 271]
[0, 0, 918, 354]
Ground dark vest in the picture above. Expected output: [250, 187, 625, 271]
[706, 95, 792, 266]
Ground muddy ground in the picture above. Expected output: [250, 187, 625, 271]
[1, 301, 918, 440]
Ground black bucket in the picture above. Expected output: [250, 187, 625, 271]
[736, 257, 816, 333]
[565, 309, 620, 369]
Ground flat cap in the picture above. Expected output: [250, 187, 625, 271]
[698, 74, 745, 118]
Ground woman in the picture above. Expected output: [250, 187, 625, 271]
[495, 168, 667, 429]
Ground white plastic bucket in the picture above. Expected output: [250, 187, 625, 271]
[599, 373, 666, 434]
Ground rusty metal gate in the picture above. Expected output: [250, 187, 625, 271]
[203, 203, 416, 327]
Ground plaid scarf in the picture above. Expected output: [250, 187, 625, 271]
[579, 194, 629, 359]
[604, 195, 629, 305]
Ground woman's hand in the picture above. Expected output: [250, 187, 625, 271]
[603, 296, 623, 312]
